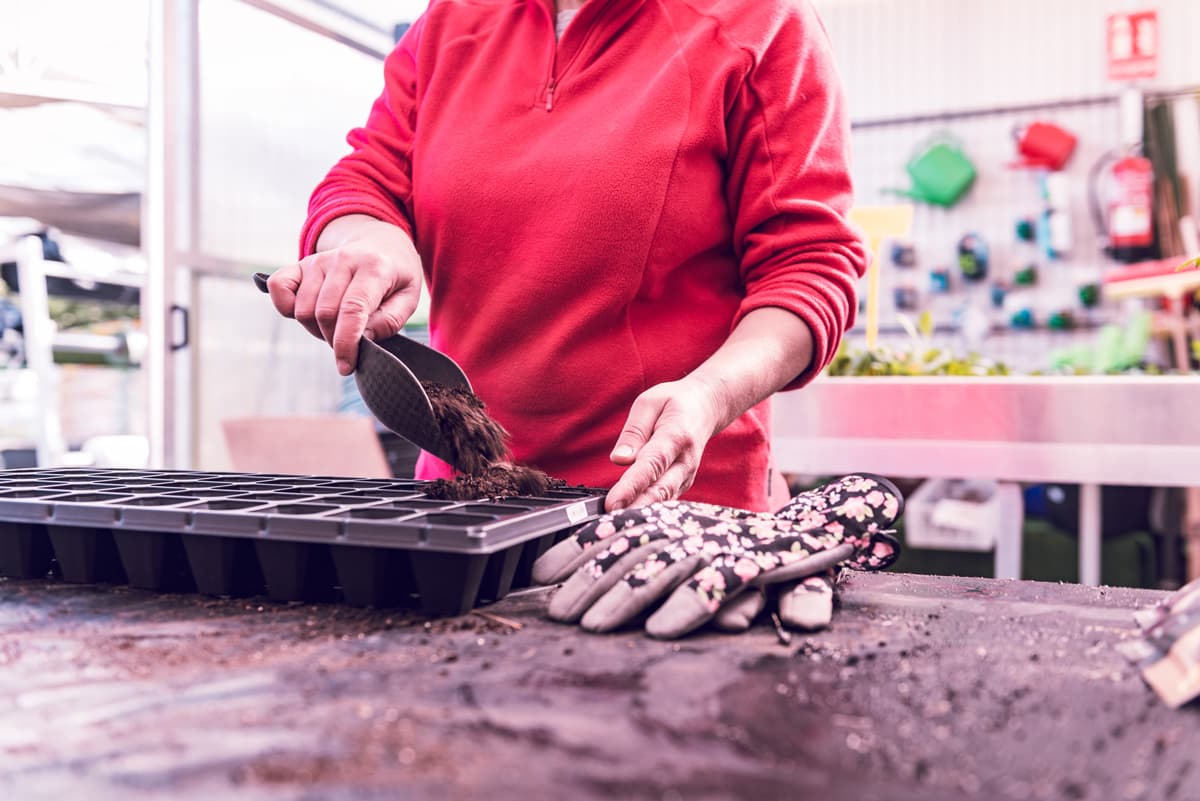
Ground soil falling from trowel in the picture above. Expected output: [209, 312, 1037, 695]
[421, 382, 564, 501]
[422, 383, 510, 476]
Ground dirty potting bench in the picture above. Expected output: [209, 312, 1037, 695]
[0, 571, 1193, 801]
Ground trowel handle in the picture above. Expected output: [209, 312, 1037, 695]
[252, 272, 472, 392]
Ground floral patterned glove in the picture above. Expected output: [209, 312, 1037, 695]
[532, 474, 897, 586]
[713, 475, 905, 633]
[542, 475, 902, 639]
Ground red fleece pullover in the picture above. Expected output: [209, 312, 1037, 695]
[301, 0, 866, 511]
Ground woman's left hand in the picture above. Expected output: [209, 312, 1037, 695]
[605, 377, 725, 511]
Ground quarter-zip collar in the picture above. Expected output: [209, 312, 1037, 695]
[530, 0, 648, 110]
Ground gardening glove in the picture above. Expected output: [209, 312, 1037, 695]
[542, 475, 901, 638]
[713, 474, 903, 633]
[640, 520, 898, 639]
[532, 473, 898, 586]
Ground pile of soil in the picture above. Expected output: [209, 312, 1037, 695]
[424, 464, 567, 501]
[421, 381, 563, 501]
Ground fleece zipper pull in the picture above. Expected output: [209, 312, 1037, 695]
[545, 81, 556, 112]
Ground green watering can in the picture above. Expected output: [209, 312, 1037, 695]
[887, 134, 977, 208]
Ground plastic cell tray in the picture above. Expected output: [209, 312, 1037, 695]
[0, 468, 604, 616]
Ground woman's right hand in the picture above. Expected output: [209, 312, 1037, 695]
[266, 214, 423, 376]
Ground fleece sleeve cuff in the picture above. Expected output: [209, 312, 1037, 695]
[299, 196, 414, 259]
[732, 270, 855, 392]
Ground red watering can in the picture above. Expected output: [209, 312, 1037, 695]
[1011, 121, 1077, 171]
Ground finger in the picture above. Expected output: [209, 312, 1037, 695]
[777, 572, 836, 631]
[330, 270, 396, 374]
[364, 284, 420, 342]
[712, 589, 766, 632]
[546, 538, 670, 623]
[606, 440, 677, 512]
[313, 257, 355, 347]
[266, 263, 303, 318]
[291, 257, 329, 340]
[628, 459, 697, 508]
[609, 394, 664, 466]
[581, 548, 708, 633]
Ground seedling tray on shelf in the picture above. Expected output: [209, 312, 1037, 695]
[0, 468, 604, 615]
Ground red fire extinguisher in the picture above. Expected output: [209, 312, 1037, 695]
[1089, 149, 1156, 263]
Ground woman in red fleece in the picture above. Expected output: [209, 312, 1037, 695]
[267, 0, 866, 513]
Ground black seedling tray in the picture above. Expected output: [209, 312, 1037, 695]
[0, 468, 604, 615]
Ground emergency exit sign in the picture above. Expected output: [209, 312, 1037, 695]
[1107, 10, 1159, 81]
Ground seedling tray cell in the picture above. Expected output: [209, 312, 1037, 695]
[0, 522, 53, 578]
[47, 526, 127, 584]
[113, 529, 197, 592]
[0, 468, 604, 613]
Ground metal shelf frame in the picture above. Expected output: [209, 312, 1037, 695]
[773, 376, 1200, 585]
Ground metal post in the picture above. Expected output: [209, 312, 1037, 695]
[993, 482, 1024, 580]
[144, 0, 198, 469]
[15, 236, 66, 467]
[1079, 483, 1102, 586]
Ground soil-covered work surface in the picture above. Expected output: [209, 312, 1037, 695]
[1, 572, 1195, 801]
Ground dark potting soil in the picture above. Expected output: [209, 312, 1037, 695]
[423, 464, 567, 501]
[422, 382, 511, 476]
[421, 382, 566, 501]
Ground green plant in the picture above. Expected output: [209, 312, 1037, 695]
[828, 312, 1010, 377]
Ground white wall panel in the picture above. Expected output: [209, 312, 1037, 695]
[814, 0, 1200, 123]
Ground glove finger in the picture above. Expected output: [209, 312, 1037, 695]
[712, 588, 766, 632]
[581, 547, 708, 633]
[546, 538, 670, 623]
[645, 538, 846, 639]
[532, 508, 657, 585]
[777, 572, 836, 631]
[748, 542, 853, 587]
[645, 553, 752, 639]
[532, 500, 745, 585]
